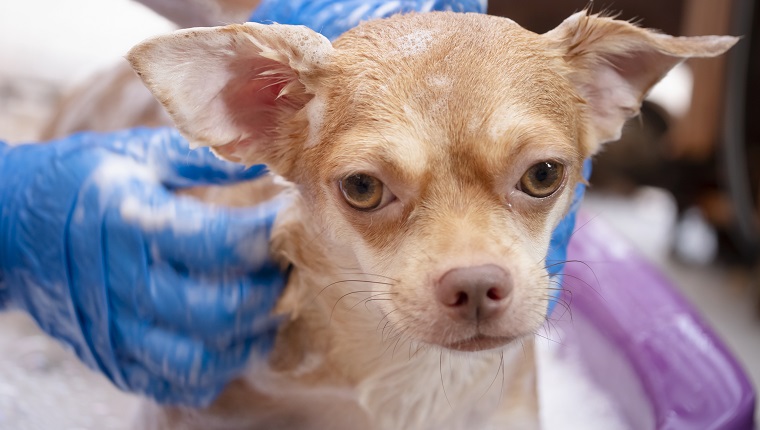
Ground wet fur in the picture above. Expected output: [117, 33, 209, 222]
[127, 11, 736, 430]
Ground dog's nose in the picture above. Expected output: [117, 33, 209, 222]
[436, 264, 512, 322]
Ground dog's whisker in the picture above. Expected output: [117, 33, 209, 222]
[543, 318, 564, 343]
[363, 298, 395, 311]
[391, 328, 411, 359]
[376, 308, 400, 331]
[541, 270, 600, 296]
[380, 320, 393, 342]
[382, 318, 405, 343]
[347, 292, 398, 311]
[532, 316, 562, 345]
[540, 295, 573, 318]
[303, 224, 330, 248]
[543, 260, 604, 299]
[499, 350, 506, 406]
[329, 289, 393, 324]
[569, 212, 602, 237]
[383, 315, 414, 343]
[337, 272, 401, 282]
[524, 291, 574, 321]
[381, 314, 412, 344]
[478, 350, 505, 403]
[519, 338, 527, 359]
[532, 329, 563, 346]
[541, 318, 552, 340]
[375, 317, 413, 361]
[541, 314, 565, 341]
[410, 342, 427, 360]
[542, 285, 574, 305]
[314, 278, 395, 301]
[440, 351, 453, 409]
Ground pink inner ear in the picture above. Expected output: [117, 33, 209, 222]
[578, 50, 681, 147]
[610, 51, 676, 98]
[214, 55, 308, 162]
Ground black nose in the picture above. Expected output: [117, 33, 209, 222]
[436, 264, 512, 322]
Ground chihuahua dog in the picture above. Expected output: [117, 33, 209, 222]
[128, 11, 735, 430]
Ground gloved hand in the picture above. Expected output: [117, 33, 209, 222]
[250, 0, 487, 41]
[0, 128, 285, 406]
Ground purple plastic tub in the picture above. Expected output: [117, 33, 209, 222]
[559, 212, 756, 429]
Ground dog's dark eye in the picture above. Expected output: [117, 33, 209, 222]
[340, 174, 385, 210]
[519, 161, 565, 198]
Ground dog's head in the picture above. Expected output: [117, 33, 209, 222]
[129, 12, 735, 352]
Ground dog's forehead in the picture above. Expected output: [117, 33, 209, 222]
[332, 13, 556, 97]
[319, 13, 582, 177]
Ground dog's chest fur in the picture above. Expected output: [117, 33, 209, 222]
[262, 195, 538, 429]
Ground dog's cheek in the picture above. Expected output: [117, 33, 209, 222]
[304, 191, 397, 276]
[510, 184, 577, 260]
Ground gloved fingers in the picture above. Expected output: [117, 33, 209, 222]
[126, 127, 268, 188]
[119, 321, 276, 407]
[80, 127, 266, 188]
[138, 262, 284, 345]
[114, 317, 267, 389]
[157, 145, 268, 190]
[120, 187, 284, 275]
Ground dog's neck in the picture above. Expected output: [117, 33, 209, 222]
[263, 194, 534, 430]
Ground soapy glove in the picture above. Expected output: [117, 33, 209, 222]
[0, 128, 285, 406]
[250, 0, 487, 41]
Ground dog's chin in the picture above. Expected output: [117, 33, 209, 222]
[441, 335, 515, 352]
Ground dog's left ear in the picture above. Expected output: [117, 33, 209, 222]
[545, 12, 738, 154]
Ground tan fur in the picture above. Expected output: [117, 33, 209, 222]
[127, 11, 737, 430]
[179, 175, 285, 208]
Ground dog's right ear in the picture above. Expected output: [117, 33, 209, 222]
[127, 23, 334, 169]
[544, 12, 737, 155]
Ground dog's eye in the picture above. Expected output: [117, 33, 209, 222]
[519, 161, 565, 198]
[340, 174, 387, 210]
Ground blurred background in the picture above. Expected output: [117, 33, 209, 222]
[0, 0, 758, 427]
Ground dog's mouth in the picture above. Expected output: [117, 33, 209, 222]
[443, 334, 514, 352]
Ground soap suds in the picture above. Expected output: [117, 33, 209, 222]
[91, 156, 157, 190]
[395, 30, 435, 57]
[537, 329, 630, 430]
[0, 315, 633, 429]
[486, 103, 530, 141]
[120, 196, 204, 234]
[0, 312, 139, 430]
[304, 95, 326, 148]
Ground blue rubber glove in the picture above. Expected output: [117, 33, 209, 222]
[0, 128, 285, 406]
[545, 159, 592, 315]
[250, 0, 487, 41]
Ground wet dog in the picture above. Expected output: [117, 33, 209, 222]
[128, 11, 736, 429]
